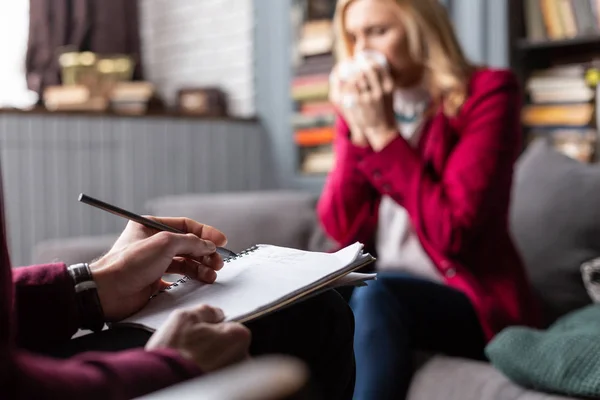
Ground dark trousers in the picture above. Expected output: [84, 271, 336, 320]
[45, 290, 356, 400]
[350, 273, 486, 400]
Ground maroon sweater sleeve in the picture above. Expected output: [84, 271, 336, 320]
[7, 348, 202, 399]
[317, 115, 378, 245]
[3, 263, 203, 398]
[13, 263, 81, 350]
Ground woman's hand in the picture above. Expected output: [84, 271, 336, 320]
[146, 304, 251, 372]
[329, 64, 370, 147]
[90, 217, 228, 321]
[332, 59, 399, 152]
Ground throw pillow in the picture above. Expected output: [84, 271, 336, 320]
[485, 304, 600, 399]
[510, 139, 600, 326]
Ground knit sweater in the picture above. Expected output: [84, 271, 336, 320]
[486, 304, 600, 398]
[375, 82, 442, 282]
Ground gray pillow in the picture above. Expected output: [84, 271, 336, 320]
[510, 139, 600, 326]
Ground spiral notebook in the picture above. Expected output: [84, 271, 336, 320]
[118, 242, 376, 331]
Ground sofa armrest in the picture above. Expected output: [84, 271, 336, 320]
[31, 234, 117, 266]
[136, 355, 315, 400]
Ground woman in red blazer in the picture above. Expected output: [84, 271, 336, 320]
[318, 0, 540, 398]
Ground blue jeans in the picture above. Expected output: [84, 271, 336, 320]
[350, 273, 486, 400]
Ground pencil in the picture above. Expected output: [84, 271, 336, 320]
[78, 193, 237, 258]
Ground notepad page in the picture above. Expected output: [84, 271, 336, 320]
[332, 271, 376, 287]
[121, 242, 365, 331]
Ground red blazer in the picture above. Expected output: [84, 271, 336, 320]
[317, 68, 540, 341]
[0, 262, 202, 399]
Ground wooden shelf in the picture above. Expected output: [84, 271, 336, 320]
[516, 34, 600, 51]
[508, 0, 599, 160]
[0, 106, 257, 123]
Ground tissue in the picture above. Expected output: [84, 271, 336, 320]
[333, 50, 388, 109]
[338, 50, 388, 81]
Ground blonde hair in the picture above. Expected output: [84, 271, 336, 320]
[334, 0, 475, 116]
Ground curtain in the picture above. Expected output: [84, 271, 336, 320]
[25, 0, 143, 97]
[445, 0, 509, 68]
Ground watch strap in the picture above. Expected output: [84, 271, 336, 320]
[67, 263, 105, 333]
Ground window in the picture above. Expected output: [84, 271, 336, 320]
[0, 1, 38, 109]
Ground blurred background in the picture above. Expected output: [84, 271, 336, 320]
[0, 0, 598, 266]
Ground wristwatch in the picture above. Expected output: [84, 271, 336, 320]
[67, 263, 105, 333]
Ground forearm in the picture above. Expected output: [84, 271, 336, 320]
[318, 133, 377, 244]
[357, 134, 494, 255]
[13, 263, 81, 350]
[7, 348, 201, 400]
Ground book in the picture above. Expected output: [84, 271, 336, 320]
[522, 103, 595, 126]
[117, 242, 376, 331]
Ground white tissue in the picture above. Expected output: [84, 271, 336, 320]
[355, 50, 387, 68]
[333, 50, 389, 108]
[337, 50, 388, 81]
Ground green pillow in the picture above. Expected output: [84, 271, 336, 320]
[486, 304, 600, 398]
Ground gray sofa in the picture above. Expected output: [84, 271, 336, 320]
[32, 139, 598, 400]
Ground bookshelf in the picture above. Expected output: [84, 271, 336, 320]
[516, 33, 600, 51]
[289, 0, 337, 177]
[508, 0, 600, 162]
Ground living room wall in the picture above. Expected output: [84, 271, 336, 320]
[140, 0, 255, 117]
[0, 0, 270, 266]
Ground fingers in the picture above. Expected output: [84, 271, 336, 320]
[354, 72, 372, 105]
[171, 252, 224, 272]
[191, 322, 252, 354]
[345, 75, 361, 107]
[157, 309, 251, 372]
[362, 62, 382, 99]
[177, 304, 226, 323]
[217, 322, 252, 354]
[167, 258, 219, 283]
[150, 231, 220, 260]
[377, 62, 395, 93]
[146, 216, 228, 247]
[201, 253, 225, 272]
[213, 323, 252, 365]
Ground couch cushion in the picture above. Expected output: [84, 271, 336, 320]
[510, 139, 600, 325]
[145, 191, 320, 254]
[408, 355, 574, 400]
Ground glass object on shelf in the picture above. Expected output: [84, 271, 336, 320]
[45, 49, 152, 114]
[551, 129, 597, 163]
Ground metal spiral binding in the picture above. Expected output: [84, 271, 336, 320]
[150, 245, 260, 299]
[223, 245, 259, 263]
